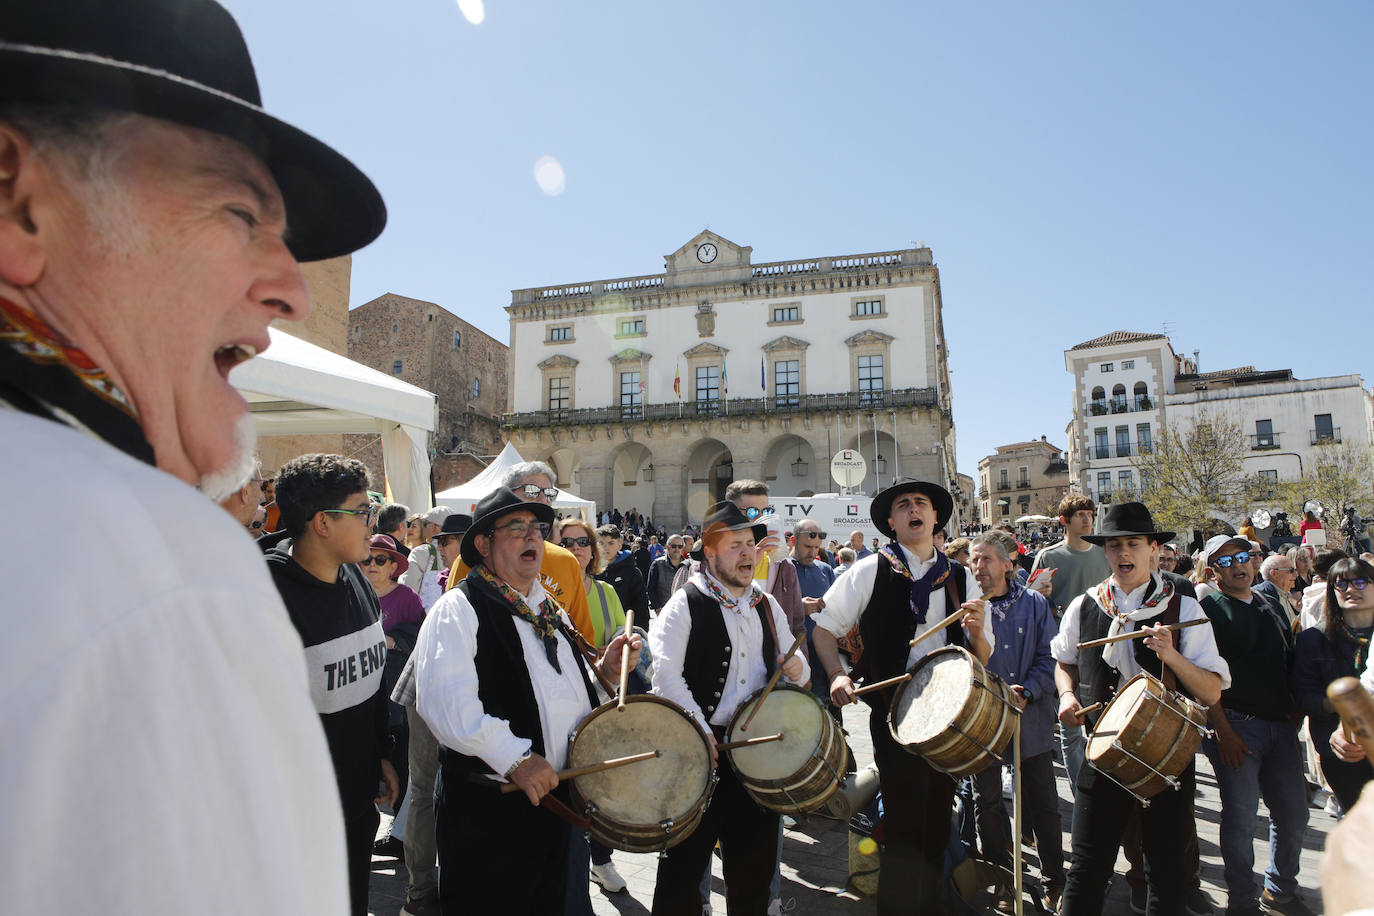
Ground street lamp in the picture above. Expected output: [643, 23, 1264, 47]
[642, 463, 655, 482]
[792, 443, 808, 477]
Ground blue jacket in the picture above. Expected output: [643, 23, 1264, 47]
[984, 583, 1060, 758]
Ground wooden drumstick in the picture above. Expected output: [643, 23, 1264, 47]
[852, 672, 913, 696]
[1073, 701, 1104, 719]
[908, 606, 970, 647]
[738, 630, 808, 732]
[617, 608, 634, 712]
[1327, 677, 1374, 759]
[1075, 617, 1211, 650]
[498, 749, 661, 793]
[716, 733, 785, 752]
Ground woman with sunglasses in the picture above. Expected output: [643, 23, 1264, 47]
[1293, 556, 1374, 813]
[360, 535, 424, 643]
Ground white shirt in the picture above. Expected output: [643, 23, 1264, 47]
[402, 542, 444, 609]
[650, 569, 808, 729]
[813, 548, 983, 671]
[1050, 579, 1232, 689]
[414, 578, 599, 777]
[2, 411, 347, 915]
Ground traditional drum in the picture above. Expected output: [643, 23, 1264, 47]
[567, 695, 713, 852]
[725, 683, 846, 814]
[1086, 671, 1209, 803]
[887, 645, 1019, 777]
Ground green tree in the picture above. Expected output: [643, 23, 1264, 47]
[1131, 410, 1249, 537]
[1276, 441, 1374, 539]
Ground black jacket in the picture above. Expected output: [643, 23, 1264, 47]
[598, 551, 650, 621]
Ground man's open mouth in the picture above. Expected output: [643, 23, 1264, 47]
[214, 342, 260, 378]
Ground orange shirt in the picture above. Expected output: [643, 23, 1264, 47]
[447, 540, 594, 643]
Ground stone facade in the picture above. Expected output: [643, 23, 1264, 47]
[978, 437, 1070, 524]
[347, 293, 509, 497]
[503, 231, 963, 532]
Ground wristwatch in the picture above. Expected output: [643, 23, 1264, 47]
[504, 750, 532, 779]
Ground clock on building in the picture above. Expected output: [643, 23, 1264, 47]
[696, 243, 718, 264]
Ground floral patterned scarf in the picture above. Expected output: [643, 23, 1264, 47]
[472, 564, 565, 672]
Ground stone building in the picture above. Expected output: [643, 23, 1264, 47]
[347, 294, 508, 494]
[955, 472, 978, 529]
[977, 437, 1070, 524]
[501, 231, 965, 531]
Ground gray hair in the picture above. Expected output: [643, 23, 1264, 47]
[970, 532, 1014, 566]
[0, 105, 128, 179]
[837, 547, 856, 563]
[1260, 554, 1290, 580]
[502, 460, 556, 489]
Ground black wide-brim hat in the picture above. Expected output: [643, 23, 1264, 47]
[689, 501, 769, 561]
[438, 513, 473, 537]
[1, 0, 385, 262]
[870, 479, 954, 540]
[1082, 501, 1174, 546]
[460, 489, 555, 569]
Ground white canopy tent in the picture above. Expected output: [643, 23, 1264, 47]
[229, 328, 437, 511]
[434, 442, 595, 520]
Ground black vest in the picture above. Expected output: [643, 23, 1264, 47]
[1075, 587, 1182, 729]
[681, 583, 777, 723]
[855, 554, 967, 701]
[439, 575, 599, 778]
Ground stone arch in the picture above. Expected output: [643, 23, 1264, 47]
[842, 428, 900, 495]
[602, 441, 654, 517]
[761, 433, 819, 496]
[544, 447, 579, 491]
[684, 437, 732, 523]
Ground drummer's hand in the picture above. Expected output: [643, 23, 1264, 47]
[1057, 692, 1082, 727]
[703, 725, 719, 768]
[598, 630, 643, 681]
[1322, 782, 1374, 914]
[375, 758, 401, 809]
[1332, 726, 1368, 763]
[509, 754, 558, 806]
[960, 599, 986, 639]
[1010, 685, 1029, 711]
[755, 534, 783, 562]
[1141, 623, 1178, 664]
[780, 652, 805, 683]
[803, 596, 825, 615]
[830, 673, 858, 706]
[1215, 721, 1252, 770]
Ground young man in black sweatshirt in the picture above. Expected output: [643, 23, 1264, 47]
[267, 454, 400, 916]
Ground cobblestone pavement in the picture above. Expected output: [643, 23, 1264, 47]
[369, 701, 1333, 915]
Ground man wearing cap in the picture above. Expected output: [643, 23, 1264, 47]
[649, 501, 810, 916]
[402, 505, 456, 609]
[811, 479, 989, 915]
[1050, 503, 1229, 916]
[414, 487, 641, 914]
[1198, 535, 1312, 916]
[0, 1, 385, 911]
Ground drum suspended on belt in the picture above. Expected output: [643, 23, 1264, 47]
[1086, 671, 1210, 804]
[724, 683, 847, 815]
[887, 645, 1020, 778]
[567, 695, 714, 853]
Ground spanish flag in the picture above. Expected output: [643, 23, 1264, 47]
[673, 363, 681, 399]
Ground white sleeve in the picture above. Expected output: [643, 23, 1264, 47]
[1178, 597, 1232, 690]
[813, 554, 880, 637]
[1362, 664, 1374, 695]
[414, 590, 530, 777]
[765, 593, 810, 685]
[648, 590, 707, 728]
[1050, 595, 1085, 663]
[400, 545, 428, 592]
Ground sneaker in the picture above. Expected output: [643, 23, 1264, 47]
[782, 814, 798, 829]
[1325, 794, 1343, 817]
[1042, 883, 1063, 914]
[766, 898, 796, 915]
[590, 861, 627, 894]
[1129, 883, 1146, 914]
[372, 834, 404, 859]
[1186, 886, 1216, 915]
[1308, 785, 1331, 809]
[1260, 889, 1316, 916]
[400, 890, 440, 916]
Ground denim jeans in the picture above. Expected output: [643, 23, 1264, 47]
[1201, 711, 1309, 907]
[1059, 721, 1085, 798]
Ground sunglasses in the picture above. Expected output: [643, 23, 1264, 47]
[360, 555, 393, 567]
[493, 520, 551, 540]
[559, 536, 592, 548]
[516, 484, 559, 501]
[744, 506, 776, 520]
[667, 543, 685, 550]
[1211, 551, 1252, 569]
[799, 530, 829, 540]
[1334, 578, 1370, 592]
[435, 535, 457, 546]
[323, 504, 380, 526]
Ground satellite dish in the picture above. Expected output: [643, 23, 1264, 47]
[1253, 509, 1272, 529]
[830, 449, 868, 489]
[1304, 500, 1325, 518]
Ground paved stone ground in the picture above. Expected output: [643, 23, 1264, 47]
[368, 701, 1333, 915]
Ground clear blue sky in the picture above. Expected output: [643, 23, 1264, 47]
[225, 0, 1373, 479]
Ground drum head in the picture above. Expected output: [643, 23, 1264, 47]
[890, 649, 972, 745]
[728, 686, 825, 780]
[569, 697, 710, 824]
[1086, 674, 1151, 760]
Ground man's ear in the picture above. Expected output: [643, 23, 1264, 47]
[0, 123, 49, 287]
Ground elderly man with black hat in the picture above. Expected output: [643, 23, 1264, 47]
[412, 487, 641, 915]
[648, 500, 810, 916]
[1050, 503, 1229, 916]
[0, 0, 385, 912]
[810, 478, 989, 915]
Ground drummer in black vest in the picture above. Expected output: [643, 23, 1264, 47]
[648, 501, 809, 916]
[1049, 502, 1229, 916]
[412, 488, 641, 915]
[810, 479, 989, 916]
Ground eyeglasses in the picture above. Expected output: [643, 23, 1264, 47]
[323, 504, 380, 526]
[493, 519, 551, 540]
[1334, 578, 1370, 592]
[1211, 551, 1252, 569]
[667, 543, 685, 550]
[434, 535, 457, 546]
[359, 555, 394, 567]
[799, 530, 829, 540]
[515, 484, 559, 501]
[1159, 555, 1177, 565]
[559, 536, 592, 548]
[743, 506, 776, 520]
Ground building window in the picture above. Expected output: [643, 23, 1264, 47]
[857, 354, 884, 404]
[1115, 425, 1130, 458]
[548, 325, 572, 342]
[853, 298, 885, 318]
[1101, 363, 1114, 373]
[547, 376, 569, 417]
[774, 359, 800, 407]
[1097, 471, 1113, 501]
[695, 365, 720, 415]
[1133, 381, 1150, 409]
[472, 377, 480, 398]
[453, 330, 462, 348]
[1137, 423, 1153, 453]
[1122, 359, 1135, 369]
[617, 317, 646, 337]
[1257, 469, 1279, 497]
[1094, 427, 1109, 460]
[1111, 384, 1127, 413]
[1313, 413, 1336, 443]
[999, 468, 1009, 488]
[620, 371, 643, 417]
[1118, 469, 1134, 497]
[1255, 419, 1275, 449]
[392, 324, 398, 334]
[392, 359, 402, 375]
[771, 305, 800, 323]
[1018, 466, 1029, 486]
[1090, 386, 1106, 415]
[1001, 502, 1010, 517]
